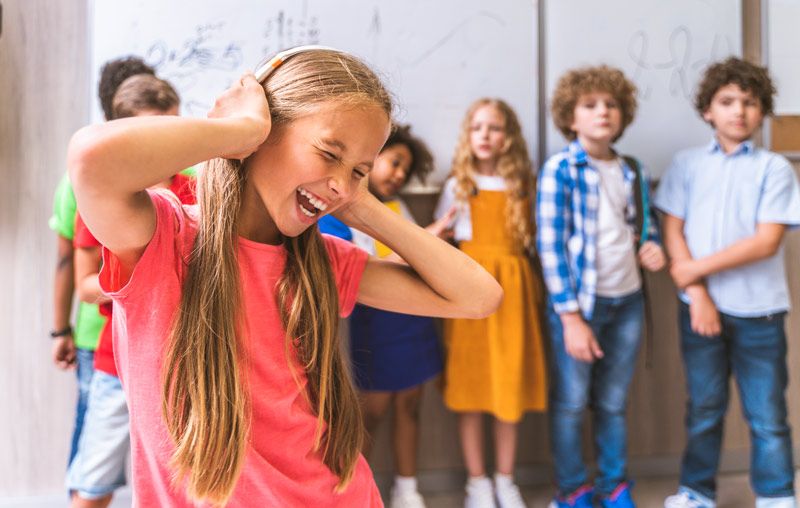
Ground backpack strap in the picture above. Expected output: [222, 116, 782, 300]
[621, 155, 649, 247]
[621, 154, 655, 369]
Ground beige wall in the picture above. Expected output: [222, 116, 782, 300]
[1, 0, 797, 499]
[0, 0, 91, 496]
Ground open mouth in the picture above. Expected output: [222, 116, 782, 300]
[296, 187, 328, 218]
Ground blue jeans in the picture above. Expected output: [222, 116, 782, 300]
[69, 348, 95, 467]
[547, 290, 644, 496]
[678, 303, 794, 500]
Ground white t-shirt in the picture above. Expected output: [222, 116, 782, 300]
[434, 174, 507, 242]
[592, 157, 641, 297]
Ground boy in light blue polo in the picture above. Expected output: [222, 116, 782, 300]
[657, 57, 800, 508]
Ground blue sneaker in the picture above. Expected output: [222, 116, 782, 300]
[600, 481, 635, 508]
[548, 485, 594, 508]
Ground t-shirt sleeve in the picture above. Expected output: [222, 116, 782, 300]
[73, 213, 101, 248]
[653, 154, 688, 219]
[99, 189, 194, 299]
[49, 173, 77, 240]
[321, 233, 369, 317]
[757, 157, 800, 227]
[433, 178, 457, 220]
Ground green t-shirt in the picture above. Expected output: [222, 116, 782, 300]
[49, 173, 106, 351]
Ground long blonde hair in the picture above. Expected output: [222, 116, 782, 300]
[451, 98, 534, 250]
[162, 49, 392, 505]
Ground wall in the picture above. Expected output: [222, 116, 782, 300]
[0, 0, 91, 496]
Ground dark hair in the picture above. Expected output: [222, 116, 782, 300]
[383, 124, 434, 184]
[550, 65, 638, 142]
[695, 57, 776, 118]
[111, 74, 180, 120]
[98, 56, 156, 121]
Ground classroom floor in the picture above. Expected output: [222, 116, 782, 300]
[3, 470, 785, 507]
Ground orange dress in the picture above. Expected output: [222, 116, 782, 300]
[443, 190, 548, 422]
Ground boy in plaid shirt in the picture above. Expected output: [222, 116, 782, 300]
[536, 66, 665, 508]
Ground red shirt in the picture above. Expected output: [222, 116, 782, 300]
[99, 190, 378, 506]
[74, 174, 196, 377]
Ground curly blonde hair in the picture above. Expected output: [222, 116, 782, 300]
[451, 98, 533, 250]
[551, 65, 637, 142]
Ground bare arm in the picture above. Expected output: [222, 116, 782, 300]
[339, 192, 502, 319]
[74, 246, 111, 305]
[671, 223, 786, 287]
[68, 74, 270, 275]
[51, 235, 76, 369]
[662, 213, 720, 337]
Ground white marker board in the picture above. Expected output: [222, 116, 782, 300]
[544, 0, 742, 176]
[91, 0, 538, 184]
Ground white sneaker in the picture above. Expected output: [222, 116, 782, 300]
[664, 490, 714, 508]
[755, 496, 798, 508]
[465, 477, 497, 508]
[390, 488, 427, 508]
[495, 481, 527, 508]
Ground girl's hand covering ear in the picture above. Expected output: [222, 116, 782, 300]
[208, 72, 272, 160]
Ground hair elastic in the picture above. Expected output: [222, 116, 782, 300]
[254, 45, 340, 83]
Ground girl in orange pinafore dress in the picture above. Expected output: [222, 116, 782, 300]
[434, 98, 547, 507]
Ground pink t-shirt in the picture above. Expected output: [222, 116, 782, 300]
[99, 190, 379, 507]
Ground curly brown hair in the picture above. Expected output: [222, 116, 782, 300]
[694, 57, 775, 117]
[98, 56, 156, 121]
[451, 98, 534, 250]
[384, 124, 434, 185]
[550, 65, 637, 142]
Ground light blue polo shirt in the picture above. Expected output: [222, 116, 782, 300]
[655, 139, 800, 317]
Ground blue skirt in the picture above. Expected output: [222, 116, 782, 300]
[349, 304, 443, 392]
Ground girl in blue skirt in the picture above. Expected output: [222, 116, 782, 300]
[319, 124, 454, 508]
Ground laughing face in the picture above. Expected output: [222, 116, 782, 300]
[244, 101, 390, 242]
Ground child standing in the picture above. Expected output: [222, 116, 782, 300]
[537, 66, 665, 508]
[435, 98, 547, 508]
[657, 57, 800, 508]
[320, 124, 451, 508]
[68, 47, 502, 507]
[48, 56, 155, 467]
[67, 73, 196, 508]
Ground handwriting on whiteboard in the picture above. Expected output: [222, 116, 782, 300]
[628, 26, 733, 102]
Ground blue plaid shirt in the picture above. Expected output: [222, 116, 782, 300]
[536, 140, 661, 319]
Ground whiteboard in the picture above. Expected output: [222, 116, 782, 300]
[766, 0, 800, 114]
[544, 0, 742, 177]
[91, 0, 538, 185]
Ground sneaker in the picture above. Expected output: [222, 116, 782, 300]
[664, 489, 715, 508]
[390, 488, 427, 508]
[465, 477, 497, 508]
[548, 485, 594, 508]
[600, 482, 635, 508]
[495, 481, 527, 508]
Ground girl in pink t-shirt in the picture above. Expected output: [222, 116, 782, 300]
[68, 47, 502, 507]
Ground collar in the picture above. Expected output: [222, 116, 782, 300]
[566, 139, 590, 167]
[707, 137, 754, 156]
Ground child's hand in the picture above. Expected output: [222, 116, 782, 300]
[208, 72, 271, 159]
[52, 335, 77, 370]
[332, 179, 379, 230]
[688, 290, 721, 337]
[638, 241, 666, 272]
[670, 259, 703, 288]
[426, 206, 457, 240]
[561, 313, 604, 363]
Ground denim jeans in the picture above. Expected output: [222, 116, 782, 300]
[68, 348, 95, 467]
[547, 290, 644, 496]
[678, 303, 795, 500]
